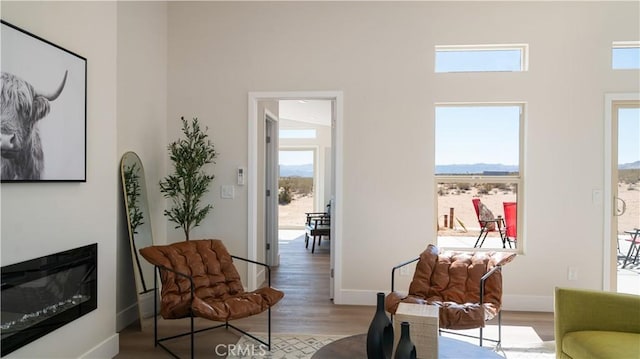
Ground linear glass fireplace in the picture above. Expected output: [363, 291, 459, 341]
[1, 243, 97, 357]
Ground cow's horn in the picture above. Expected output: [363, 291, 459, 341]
[40, 70, 68, 101]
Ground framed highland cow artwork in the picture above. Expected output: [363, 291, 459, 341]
[1, 20, 86, 182]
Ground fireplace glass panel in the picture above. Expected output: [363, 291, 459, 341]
[1, 243, 97, 357]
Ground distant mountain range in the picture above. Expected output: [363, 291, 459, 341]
[280, 161, 640, 178]
[435, 163, 518, 175]
[619, 160, 640, 170]
[280, 164, 313, 177]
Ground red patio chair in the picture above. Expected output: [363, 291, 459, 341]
[472, 198, 506, 248]
[503, 202, 517, 248]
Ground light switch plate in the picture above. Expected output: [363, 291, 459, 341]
[221, 185, 234, 199]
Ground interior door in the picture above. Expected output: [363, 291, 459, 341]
[265, 112, 279, 267]
[329, 99, 337, 300]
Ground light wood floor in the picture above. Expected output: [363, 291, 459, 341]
[116, 233, 554, 358]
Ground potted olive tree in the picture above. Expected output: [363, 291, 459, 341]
[160, 117, 217, 241]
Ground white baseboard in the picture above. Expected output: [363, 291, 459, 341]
[335, 289, 384, 305]
[337, 289, 554, 312]
[79, 333, 119, 359]
[116, 302, 138, 332]
[502, 294, 553, 312]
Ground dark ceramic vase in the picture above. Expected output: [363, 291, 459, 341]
[366, 292, 394, 359]
[394, 322, 417, 359]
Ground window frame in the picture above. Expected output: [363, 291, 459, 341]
[612, 41, 640, 70]
[435, 44, 529, 73]
[434, 102, 525, 253]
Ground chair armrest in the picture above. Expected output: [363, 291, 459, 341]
[231, 255, 273, 287]
[305, 212, 329, 225]
[305, 212, 329, 218]
[479, 265, 502, 305]
[391, 257, 420, 292]
[312, 217, 331, 225]
[479, 218, 505, 230]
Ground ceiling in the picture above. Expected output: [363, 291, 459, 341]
[279, 100, 331, 126]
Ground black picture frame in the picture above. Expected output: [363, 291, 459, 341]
[1, 20, 87, 182]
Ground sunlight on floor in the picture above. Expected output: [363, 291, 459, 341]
[279, 229, 305, 243]
[441, 325, 545, 348]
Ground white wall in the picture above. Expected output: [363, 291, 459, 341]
[116, 1, 168, 331]
[167, 2, 640, 310]
[0, 1, 119, 358]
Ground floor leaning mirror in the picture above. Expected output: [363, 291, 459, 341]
[120, 151, 157, 322]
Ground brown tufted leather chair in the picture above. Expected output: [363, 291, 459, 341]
[139, 239, 284, 358]
[385, 244, 515, 347]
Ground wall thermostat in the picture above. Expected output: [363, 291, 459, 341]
[237, 167, 245, 185]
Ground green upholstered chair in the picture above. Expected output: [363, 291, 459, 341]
[554, 287, 640, 359]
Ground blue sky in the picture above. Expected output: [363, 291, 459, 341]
[436, 106, 520, 166]
[436, 49, 522, 72]
[612, 47, 640, 69]
[619, 108, 640, 164]
[279, 150, 313, 166]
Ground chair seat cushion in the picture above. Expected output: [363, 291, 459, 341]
[193, 286, 284, 321]
[385, 292, 495, 329]
[562, 331, 640, 359]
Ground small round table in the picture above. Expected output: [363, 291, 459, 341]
[312, 333, 502, 359]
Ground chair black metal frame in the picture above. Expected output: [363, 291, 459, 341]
[390, 258, 504, 348]
[474, 217, 508, 249]
[304, 212, 330, 253]
[152, 255, 273, 359]
[622, 228, 640, 268]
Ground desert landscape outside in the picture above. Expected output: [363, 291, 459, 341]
[278, 168, 639, 250]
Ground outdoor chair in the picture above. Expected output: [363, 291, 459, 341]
[622, 228, 640, 268]
[386, 244, 516, 347]
[139, 239, 284, 359]
[472, 198, 507, 248]
[304, 203, 331, 253]
[502, 202, 517, 248]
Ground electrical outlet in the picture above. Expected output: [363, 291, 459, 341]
[568, 267, 578, 281]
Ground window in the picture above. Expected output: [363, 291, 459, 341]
[435, 44, 528, 73]
[435, 104, 524, 251]
[278, 150, 315, 228]
[612, 42, 640, 69]
[279, 129, 317, 139]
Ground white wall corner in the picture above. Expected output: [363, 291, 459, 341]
[116, 303, 139, 332]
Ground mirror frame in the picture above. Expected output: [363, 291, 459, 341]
[120, 151, 156, 321]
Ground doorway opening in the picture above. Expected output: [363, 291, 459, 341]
[248, 91, 343, 302]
